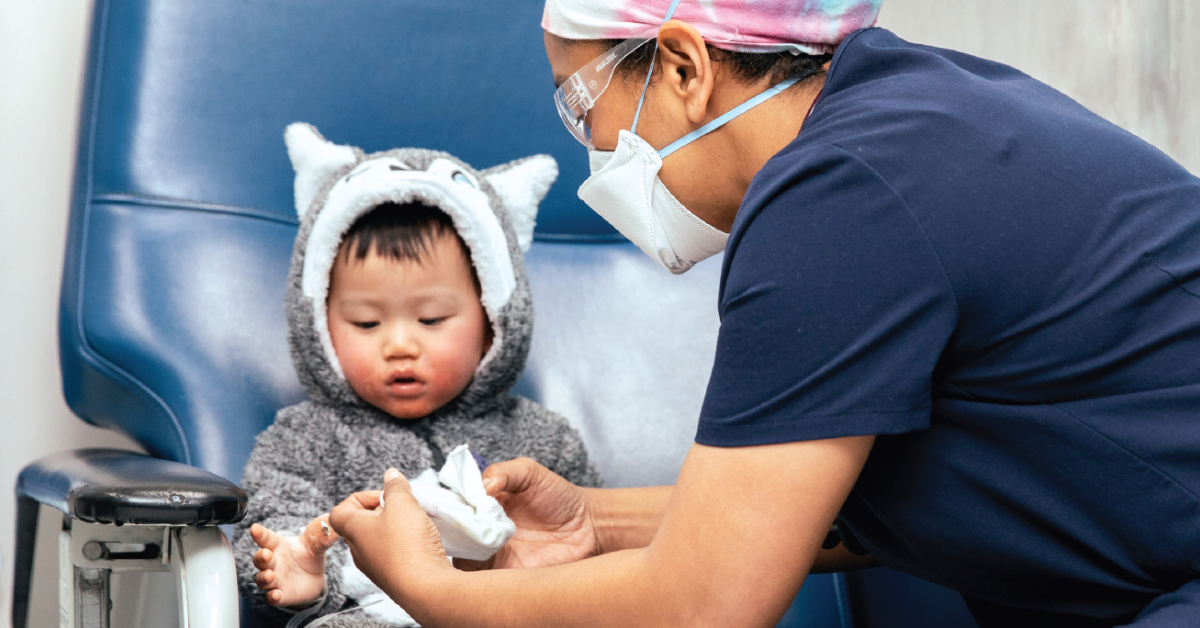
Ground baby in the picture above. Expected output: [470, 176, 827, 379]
[233, 124, 603, 627]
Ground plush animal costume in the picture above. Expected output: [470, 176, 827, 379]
[233, 123, 603, 627]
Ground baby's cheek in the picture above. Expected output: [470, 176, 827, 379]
[428, 351, 479, 402]
[426, 368, 466, 404]
[340, 361, 377, 399]
[333, 338, 374, 386]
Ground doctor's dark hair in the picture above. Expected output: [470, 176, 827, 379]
[566, 35, 831, 88]
[339, 202, 480, 292]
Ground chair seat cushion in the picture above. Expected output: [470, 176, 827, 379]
[17, 448, 247, 526]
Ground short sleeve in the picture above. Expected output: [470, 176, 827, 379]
[696, 145, 957, 447]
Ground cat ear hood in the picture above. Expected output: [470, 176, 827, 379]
[282, 122, 557, 414]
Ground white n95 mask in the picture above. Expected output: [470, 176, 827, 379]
[578, 129, 728, 274]
[570, 22, 801, 275]
[561, 0, 803, 274]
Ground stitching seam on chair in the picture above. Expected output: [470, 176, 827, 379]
[75, 346, 191, 464]
[75, 0, 191, 465]
[531, 232, 627, 243]
[94, 198, 633, 240]
[92, 193, 300, 226]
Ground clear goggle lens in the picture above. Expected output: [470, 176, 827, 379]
[554, 76, 595, 147]
[551, 24, 743, 149]
[553, 28, 658, 149]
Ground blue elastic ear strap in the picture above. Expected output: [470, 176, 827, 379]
[629, 0, 800, 156]
[629, 47, 658, 134]
[630, 0, 685, 135]
[657, 76, 800, 158]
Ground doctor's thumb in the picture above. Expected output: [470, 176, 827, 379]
[480, 457, 545, 497]
[379, 467, 414, 510]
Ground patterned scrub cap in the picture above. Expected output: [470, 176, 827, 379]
[543, 0, 883, 55]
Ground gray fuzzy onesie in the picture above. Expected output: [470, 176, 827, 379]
[233, 123, 603, 627]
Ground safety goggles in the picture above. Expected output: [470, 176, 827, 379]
[553, 20, 744, 149]
[553, 26, 660, 149]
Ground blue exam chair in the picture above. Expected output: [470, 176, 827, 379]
[12, 1, 977, 626]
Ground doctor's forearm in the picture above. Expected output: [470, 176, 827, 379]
[400, 525, 872, 626]
[399, 438, 873, 628]
[586, 485, 673, 553]
[584, 486, 875, 570]
[404, 548, 695, 628]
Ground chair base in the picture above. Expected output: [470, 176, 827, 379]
[37, 519, 240, 628]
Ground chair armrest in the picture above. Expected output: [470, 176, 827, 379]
[16, 448, 247, 526]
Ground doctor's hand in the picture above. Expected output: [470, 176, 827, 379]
[453, 457, 600, 572]
[328, 469, 453, 597]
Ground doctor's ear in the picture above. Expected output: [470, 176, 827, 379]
[655, 20, 716, 125]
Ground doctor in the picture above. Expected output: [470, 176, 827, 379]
[332, 0, 1200, 625]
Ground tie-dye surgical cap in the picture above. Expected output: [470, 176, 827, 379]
[543, 0, 883, 56]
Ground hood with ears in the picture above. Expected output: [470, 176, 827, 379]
[282, 122, 557, 420]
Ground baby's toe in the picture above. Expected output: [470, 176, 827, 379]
[251, 524, 280, 549]
[254, 569, 275, 590]
[252, 547, 274, 570]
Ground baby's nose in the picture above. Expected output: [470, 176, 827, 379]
[382, 327, 420, 358]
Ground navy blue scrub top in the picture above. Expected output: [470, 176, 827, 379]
[696, 28, 1200, 621]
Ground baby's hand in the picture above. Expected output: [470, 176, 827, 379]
[249, 516, 341, 607]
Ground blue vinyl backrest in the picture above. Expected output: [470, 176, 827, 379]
[61, 0, 619, 482]
[84, 0, 614, 236]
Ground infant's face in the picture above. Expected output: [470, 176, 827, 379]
[327, 232, 490, 419]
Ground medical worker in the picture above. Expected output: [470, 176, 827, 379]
[331, 1, 1200, 625]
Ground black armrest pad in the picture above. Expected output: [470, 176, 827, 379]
[16, 448, 247, 525]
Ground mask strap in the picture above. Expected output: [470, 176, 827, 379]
[630, 47, 658, 135]
[658, 76, 800, 159]
[630, 0, 685, 136]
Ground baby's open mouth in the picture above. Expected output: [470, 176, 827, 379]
[386, 374, 424, 398]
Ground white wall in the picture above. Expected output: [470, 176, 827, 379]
[0, 0, 1196, 623]
[877, 0, 1200, 173]
[0, 0, 142, 623]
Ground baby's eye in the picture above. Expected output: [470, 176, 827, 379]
[419, 317, 447, 327]
[351, 321, 379, 330]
